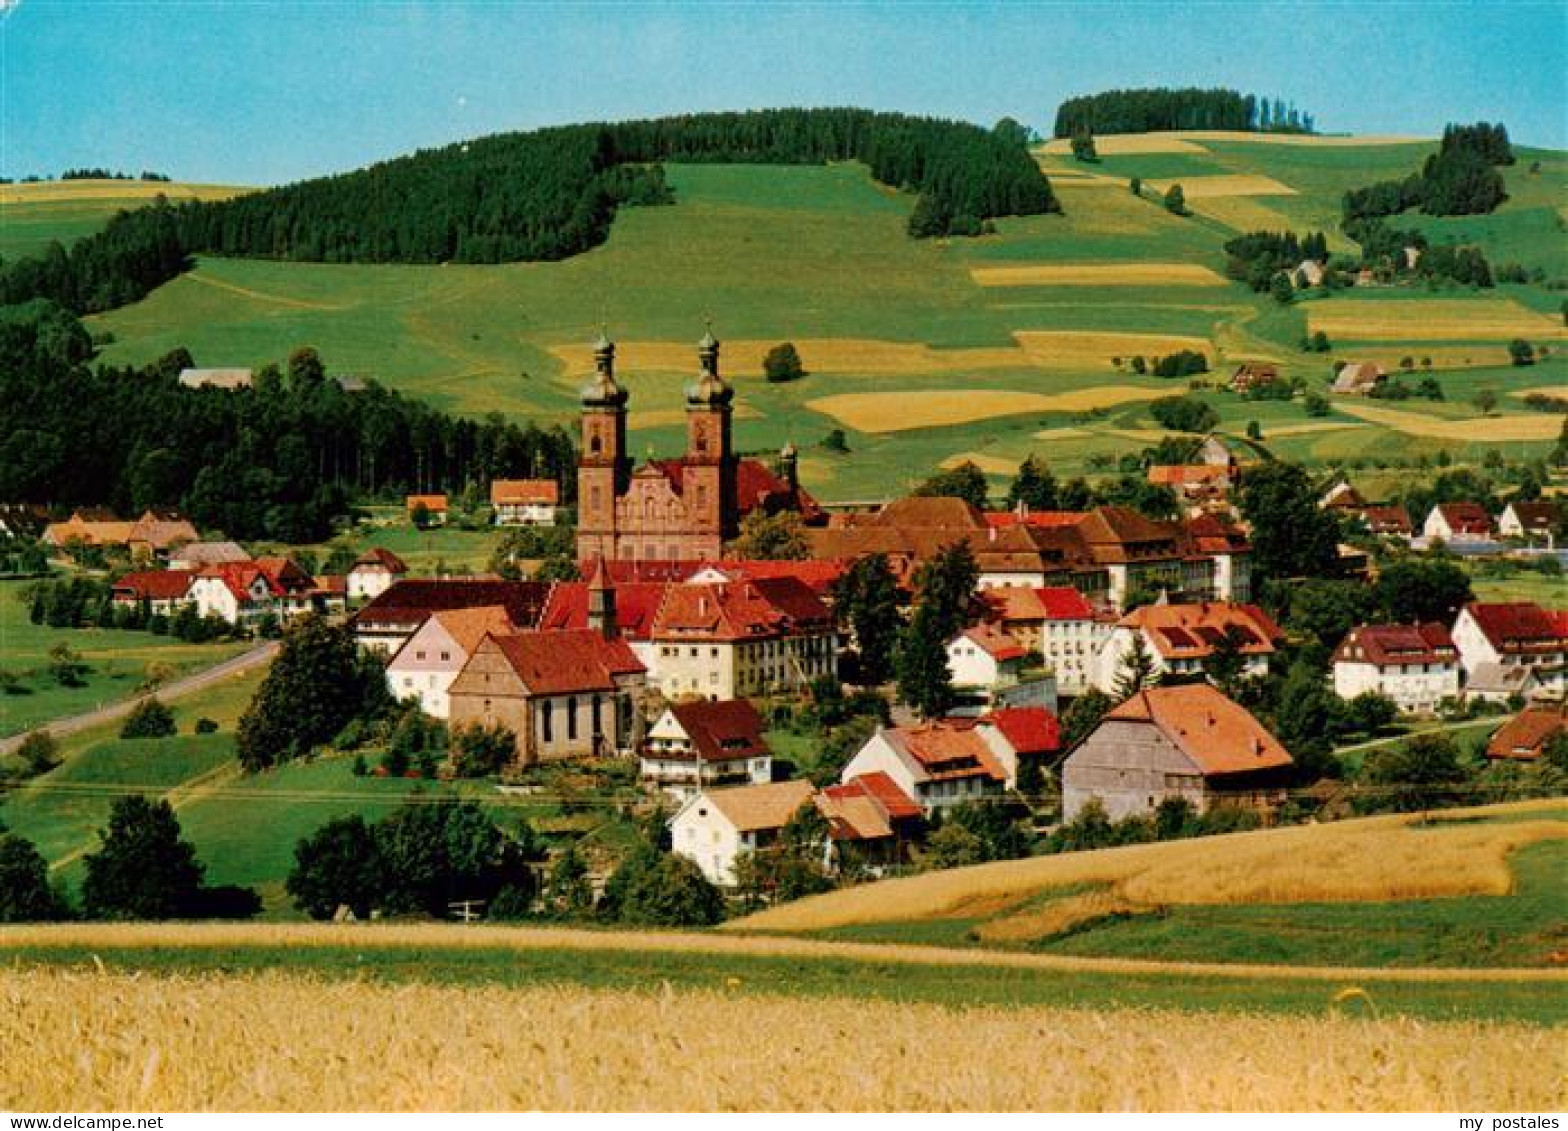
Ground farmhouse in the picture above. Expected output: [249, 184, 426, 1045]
[648, 577, 836, 700]
[1331, 362, 1384, 395]
[980, 585, 1108, 695]
[1320, 480, 1367, 511]
[1498, 500, 1560, 545]
[1293, 259, 1325, 287]
[1092, 600, 1282, 692]
[177, 367, 252, 390]
[1229, 362, 1280, 393]
[1484, 703, 1566, 761]
[973, 704, 1062, 788]
[347, 547, 408, 601]
[350, 579, 550, 655]
[575, 333, 821, 563]
[1331, 623, 1460, 716]
[187, 558, 319, 625]
[167, 541, 250, 570]
[110, 569, 195, 616]
[839, 722, 1008, 813]
[817, 773, 925, 874]
[385, 605, 519, 719]
[946, 624, 1028, 705]
[405, 494, 449, 526]
[1422, 503, 1494, 543]
[446, 629, 646, 765]
[43, 508, 199, 560]
[491, 479, 561, 526]
[1451, 602, 1568, 698]
[1061, 683, 1293, 821]
[639, 698, 773, 799]
[1359, 504, 1415, 539]
[669, 779, 816, 887]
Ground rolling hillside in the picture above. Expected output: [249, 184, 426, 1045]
[0, 179, 249, 262]
[45, 134, 1568, 500]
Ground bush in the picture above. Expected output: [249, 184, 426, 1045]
[600, 843, 725, 927]
[762, 341, 806, 383]
[16, 730, 59, 776]
[193, 717, 219, 735]
[1149, 395, 1219, 433]
[120, 697, 176, 740]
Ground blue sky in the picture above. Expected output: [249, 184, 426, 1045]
[4, 1, 1564, 185]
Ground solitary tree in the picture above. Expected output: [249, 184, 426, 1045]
[81, 796, 205, 920]
[0, 834, 67, 921]
[286, 814, 387, 920]
[1507, 339, 1535, 367]
[895, 603, 956, 719]
[1163, 184, 1187, 215]
[1473, 388, 1499, 414]
[1070, 125, 1098, 162]
[762, 342, 806, 383]
[833, 552, 903, 685]
[1113, 635, 1159, 699]
[120, 697, 176, 739]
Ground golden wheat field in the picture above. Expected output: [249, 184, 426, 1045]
[0, 179, 249, 204]
[940, 452, 1024, 475]
[1012, 329, 1215, 367]
[1189, 195, 1302, 235]
[733, 802, 1568, 934]
[1307, 298, 1568, 341]
[969, 263, 1228, 287]
[1252, 421, 1370, 438]
[1038, 133, 1213, 155]
[3, 967, 1561, 1112]
[548, 337, 1026, 380]
[1332, 402, 1567, 441]
[1146, 174, 1298, 198]
[807, 385, 1162, 432]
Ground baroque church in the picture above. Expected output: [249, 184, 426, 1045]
[575, 331, 823, 562]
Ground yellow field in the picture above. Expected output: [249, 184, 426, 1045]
[734, 801, 1568, 934]
[939, 452, 1024, 475]
[1307, 298, 1568, 341]
[1511, 385, 1568, 400]
[1192, 195, 1301, 234]
[1332, 403, 1568, 441]
[1353, 346, 1527, 371]
[970, 263, 1227, 287]
[5, 967, 1558, 1112]
[1012, 329, 1214, 366]
[1038, 134, 1212, 155]
[808, 386, 1162, 433]
[1032, 426, 1094, 441]
[549, 338, 1026, 379]
[0, 179, 250, 204]
[1256, 421, 1370, 438]
[630, 404, 762, 429]
[1146, 174, 1297, 198]
[1174, 131, 1430, 147]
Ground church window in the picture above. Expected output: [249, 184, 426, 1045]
[590, 434, 602, 455]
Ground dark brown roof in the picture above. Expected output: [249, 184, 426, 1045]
[663, 699, 770, 763]
[1333, 623, 1456, 668]
[352, 579, 550, 631]
[1485, 704, 1566, 761]
[1463, 602, 1568, 653]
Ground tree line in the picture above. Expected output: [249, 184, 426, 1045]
[1053, 88, 1314, 137]
[0, 301, 576, 542]
[0, 108, 1058, 317]
[1343, 122, 1513, 223]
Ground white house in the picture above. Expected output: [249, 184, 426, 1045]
[1421, 502, 1494, 544]
[1451, 602, 1568, 698]
[347, 548, 408, 601]
[639, 699, 773, 799]
[1498, 501, 1560, 547]
[188, 563, 280, 625]
[385, 605, 518, 719]
[984, 586, 1110, 696]
[669, 779, 816, 886]
[946, 624, 1027, 703]
[839, 722, 1008, 813]
[491, 479, 561, 526]
[1091, 601, 1281, 692]
[1331, 623, 1461, 716]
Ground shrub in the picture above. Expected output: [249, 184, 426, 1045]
[120, 698, 176, 740]
[193, 717, 219, 735]
[762, 342, 806, 383]
[16, 731, 59, 776]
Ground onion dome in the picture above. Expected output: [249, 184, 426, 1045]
[580, 333, 628, 407]
[685, 328, 734, 407]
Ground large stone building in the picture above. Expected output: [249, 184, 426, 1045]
[575, 332, 820, 563]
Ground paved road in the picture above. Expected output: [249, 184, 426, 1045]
[0, 641, 278, 757]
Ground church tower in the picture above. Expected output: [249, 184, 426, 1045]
[682, 329, 738, 547]
[576, 334, 630, 561]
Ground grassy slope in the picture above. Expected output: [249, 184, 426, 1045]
[78, 138, 1567, 501]
[0, 180, 249, 261]
[0, 579, 250, 738]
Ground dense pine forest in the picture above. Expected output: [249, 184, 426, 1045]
[0, 301, 576, 541]
[1343, 122, 1514, 222]
[0, 108, 1058, 317]
[1052, 88, 1314, 137]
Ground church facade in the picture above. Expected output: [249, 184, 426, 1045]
[576, 332, 820, 563]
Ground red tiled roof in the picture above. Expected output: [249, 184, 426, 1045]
[1105, 684, 1293, 777]
[491, 479, 560, 506]
[981, 705, 1061, 756]
[887, 724, 1008, 783]
[1433, 502, 1493, 535]
[664, 699, 770, 764]
[982, 510, 1087, 529]
[1147, 465, 1230, 487]
[703, 558, 848, 597]
[539, 580, 670, 641]
[1119, 601, 1282, 660]
[1036, 586, 1098, 620]
[353, 547, 407, 573]
[652, 577, 831, 642]
[405, 494, 448, 511]
[1463, 602, 1568, 653]
[352, 579, 550, 631]
[1360, 504, 1413, 534]
[1333, 623, 1456, 668]
[195, 562, 277, 601]
[1485, 704, 1566, 761]
[488, 628, 644, 695]
[111, 569, 195, 601]
[954, 624, 1027, 662]
[838, 771, 923, 821]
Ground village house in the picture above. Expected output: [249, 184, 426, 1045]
[1320, 480, 1367, 511]
[1422, 502, 1495, 544]
[187, 558, 320, 625]
[43, 508, 199, 561]
[1092, 600, 1282, 692]
[491, 479, 561, 527]
[648, 577, 836, 700]
[1332, 623, 1461, 716]
[1359, 504, 1415, 539]
[639, 698, 773, 799]
[946, 624, 1028, 707]
[1484, 703, 1565, 762]
[1229, 362, 1281, 394]
[405, 494, 449, 526]
[1331, 362, 1385, 395]
[446, 629, 646, 765]
[1497, 500, 1560, 546]
[839, 722, 1008, 813]
[1061, 683, 1294, 821]
[350, 579, 550, 655]
[1146, 464, 1232, 514]
[817, 772, 925, 875]
[346, 547, 409, 601]
[1293, 259, 1325, 288]
[1464, 663, 1540, 705]
[981, 585, 1108, 695]
[167, 541, 250, 570]
[1451, 602, 1568, 699]
[971, 705, 1061, 790]
[669, 779, 817, 887]
[685, 558, 848, 601]
[177, 367, 252, 390]
[385, 605, 519, 719]
[110, 569, 196, 617]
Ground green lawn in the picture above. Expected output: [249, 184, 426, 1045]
[0, 579, 251, 738]
[0, 182, 251, 261]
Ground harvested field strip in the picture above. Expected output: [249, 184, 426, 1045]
[939, 452, 1022, 475]
[1256, 421, 1370, 437]
[1510, 385, 1568, 400]
[548, 338, 1028, 379]
[6, 968, 1560, 1112]
[808, 386, 1163, 433]
[970, 263, 1227, 287]
[1031, 426, 1094, 441]
[733, 802, 1568, 934]
[1038, 134, 1211, 155]
[1191, 195, 1299, 233]
[1146, 174, 1297, 198]
[1331, 403, 1566, 441]
[1306, 298, 1567, 341]
[1351, 346, 1526, 370]
[0, 180, 250, 204]
[1012, 329, 1214, 366]
[4, 920, 1565, 986]
[1172, 131, 1430, 147]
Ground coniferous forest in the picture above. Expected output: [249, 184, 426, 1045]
[0, 108, 1058, 317]
[1052, 88, 1315, 137]
[0, 301, 576, 541]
